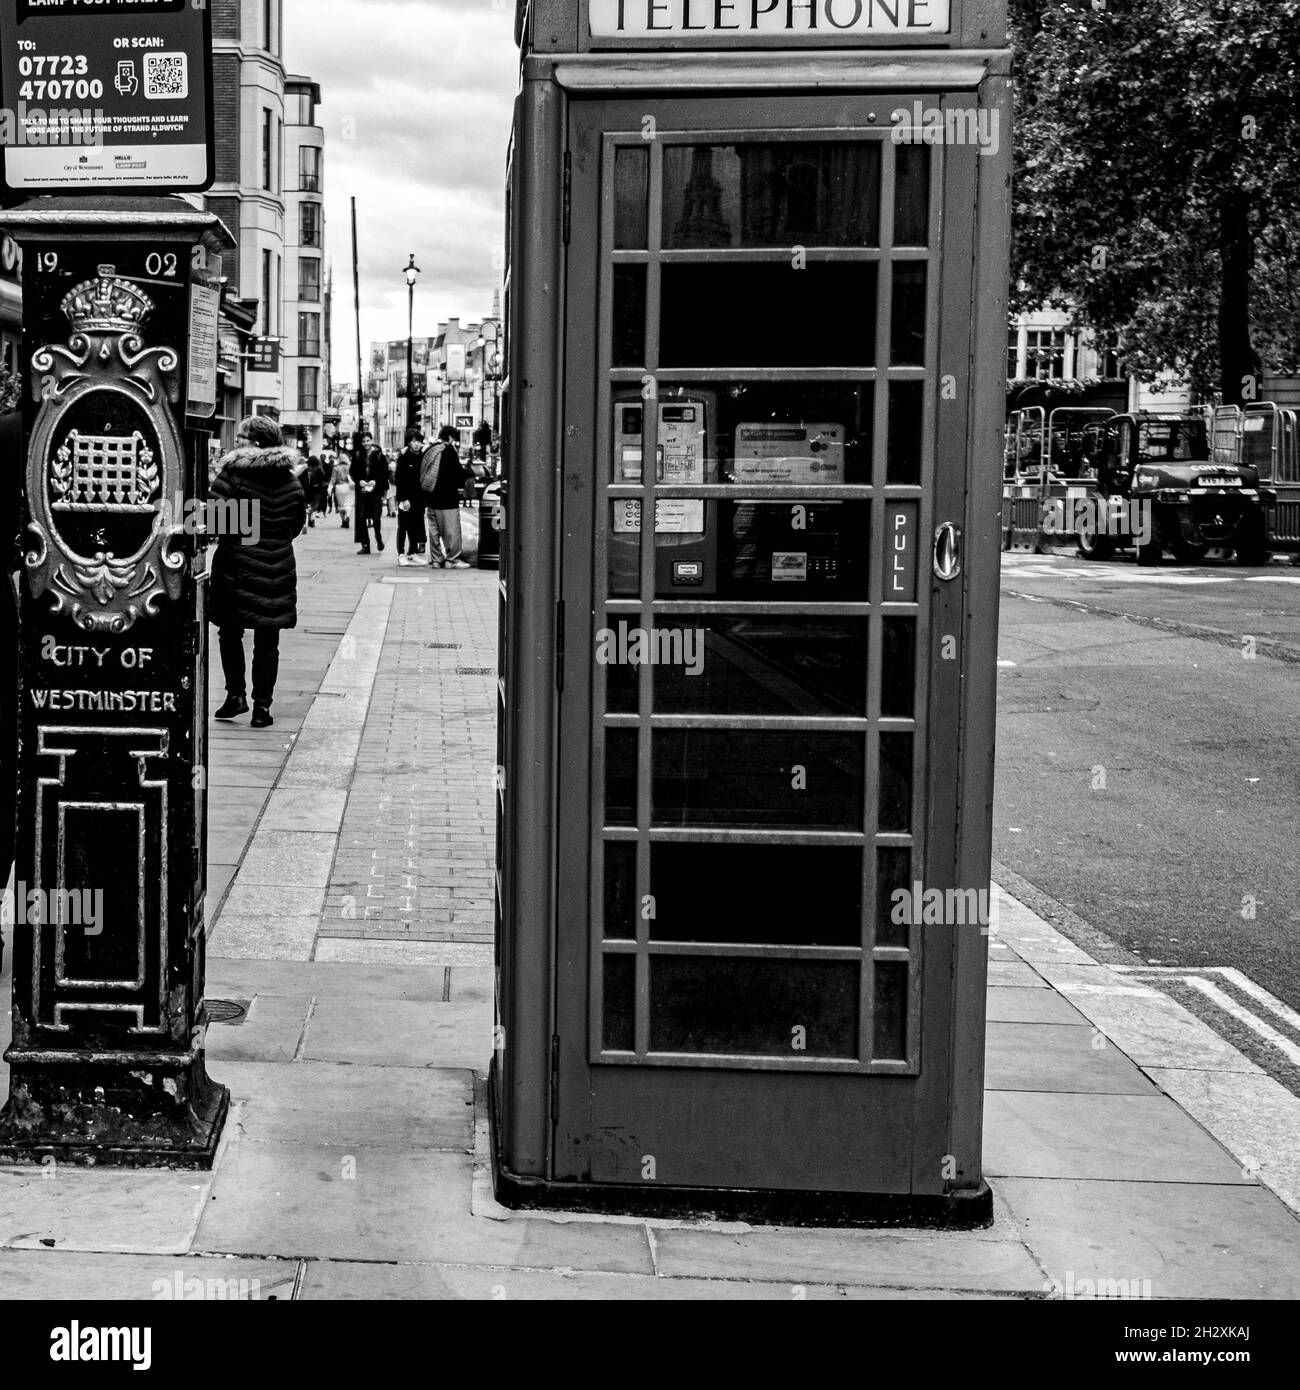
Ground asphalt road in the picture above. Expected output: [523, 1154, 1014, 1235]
[993, 550, 1300, 1022]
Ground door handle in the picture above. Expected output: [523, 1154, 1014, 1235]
[933, 522, 962, 581]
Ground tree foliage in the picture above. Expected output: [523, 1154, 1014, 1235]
[1010, 0, 1300, 401]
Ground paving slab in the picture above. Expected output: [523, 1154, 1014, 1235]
[301, 997, 491, 1070]
[648, 1226, 1045, 1294]
[216, 1061, 473, 1150]
[207, 911, 321, 961]
[987, 961, 1046, 988]
[1043, 986, 1265, 1075]
[204, 994, 312, 1064]
[1145, 1067, 1300, 1216]
[0, 1166, 213, 1255]
[0, 1250, 297, 1300]
[997, 1177, 1300, 1300]
[985, 1021, 1157, 1094]
[236, 831, 339, 888]
[312, 938, 494, 967]
[205, 959, 456, 1001]
[986, 987, 1090, 1025]
[258, 788, 349, 832]
[214, 883, 325, 921]
[194, 1143, 654, 1273]
[984, 1091, 1255, 1183]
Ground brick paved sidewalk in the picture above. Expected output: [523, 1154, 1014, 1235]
[317, 570, 498, 959]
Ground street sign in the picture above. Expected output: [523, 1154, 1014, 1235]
[455, 414, 475, 430]
[186, 249, 219, 419]
[0, 0, 214, 195]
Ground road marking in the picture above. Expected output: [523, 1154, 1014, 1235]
[1115, 965, 1300, 1068]
[1002, 557, 1300, 586]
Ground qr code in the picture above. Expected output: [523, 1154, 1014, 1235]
[144, 53, 188, 100]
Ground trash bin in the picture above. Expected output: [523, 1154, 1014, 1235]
[477, 480, 501, 567]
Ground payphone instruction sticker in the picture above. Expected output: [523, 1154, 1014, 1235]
[589, 0, 951, 40]
[0, 0, 213, 193]
[614, 498, 705, 535]
[735, 423, 846, 485]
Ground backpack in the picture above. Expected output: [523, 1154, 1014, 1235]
[419, 443, 446, 495]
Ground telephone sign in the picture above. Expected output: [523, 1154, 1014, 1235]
[589, 0, 952, 40]
[0, 0, 214, 194]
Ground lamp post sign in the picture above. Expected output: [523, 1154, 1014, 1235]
[0, 0, 214, 195]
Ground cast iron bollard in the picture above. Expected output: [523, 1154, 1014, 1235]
[0, 200, 232, 1168]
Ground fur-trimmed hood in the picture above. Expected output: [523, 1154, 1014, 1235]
[215, 445, 303, 478]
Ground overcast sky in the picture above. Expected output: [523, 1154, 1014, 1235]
[283, 0, 519, 385]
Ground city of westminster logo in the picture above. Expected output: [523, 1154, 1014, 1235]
[25, 265, 188, 634]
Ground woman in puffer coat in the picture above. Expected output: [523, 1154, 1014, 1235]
[209, 416, 306, 728]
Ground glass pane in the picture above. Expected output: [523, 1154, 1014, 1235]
[610, 500, 871, 601]
[610, 383, 873, 487]
[613, 146, 649, 250]
[650, 957, 859, 1056]
[653, 730, 864, 829]
[893, 145, 930, 246]
[603, 841, 636, 940]
[890, 264, 927, 366]
[605, 729, 637, 826]
[878, 732, 913, 834]
[887, 381, 925, 485]
[713, 501, 870, 600]
[612, 264, 646, 368]
[651, 616, 868, 717]
[602, 612, 640, 713]
[649, 844, 862, 945]
[603, 954, 636, 1051]
[661, 264, 877, 368]
[881, 617, 916, 718]
[872, 961, 909, 1060]
[875, 845, 911, 948]
[662, 142, 881, 249]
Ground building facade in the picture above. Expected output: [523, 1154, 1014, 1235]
[207, 0, 325, 453]
[281, 75, 326, 452]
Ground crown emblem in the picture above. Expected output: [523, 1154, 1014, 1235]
[61, 266, 154, 336]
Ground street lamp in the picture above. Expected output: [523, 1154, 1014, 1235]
[403, 253, 421, 434]
[476, 319, 502, 445]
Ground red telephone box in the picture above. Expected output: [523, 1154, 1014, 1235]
[492, 0, 1012, 1223]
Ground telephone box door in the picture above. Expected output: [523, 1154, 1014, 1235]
[552, 92, 995, 1198]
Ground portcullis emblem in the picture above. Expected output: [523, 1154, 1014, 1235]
[25, 265, 186, 633]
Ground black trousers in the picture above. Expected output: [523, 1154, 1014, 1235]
[219, 626, 281, 706]
[397, 506, 426, 554]
[355, 493, 384, 549]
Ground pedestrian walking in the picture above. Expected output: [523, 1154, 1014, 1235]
[394, 427, 428, 565]
[421, 424, 470, 568]
[385, 452, 398, 518]
[350, 430, 389, 554]
[331, 451, 353, 528]
[305, 452, 330, 526]
[209, 416, 306, 729]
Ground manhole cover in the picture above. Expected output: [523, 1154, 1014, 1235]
[456, 668, 494, 676]
[204, 999, 250, 1025]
